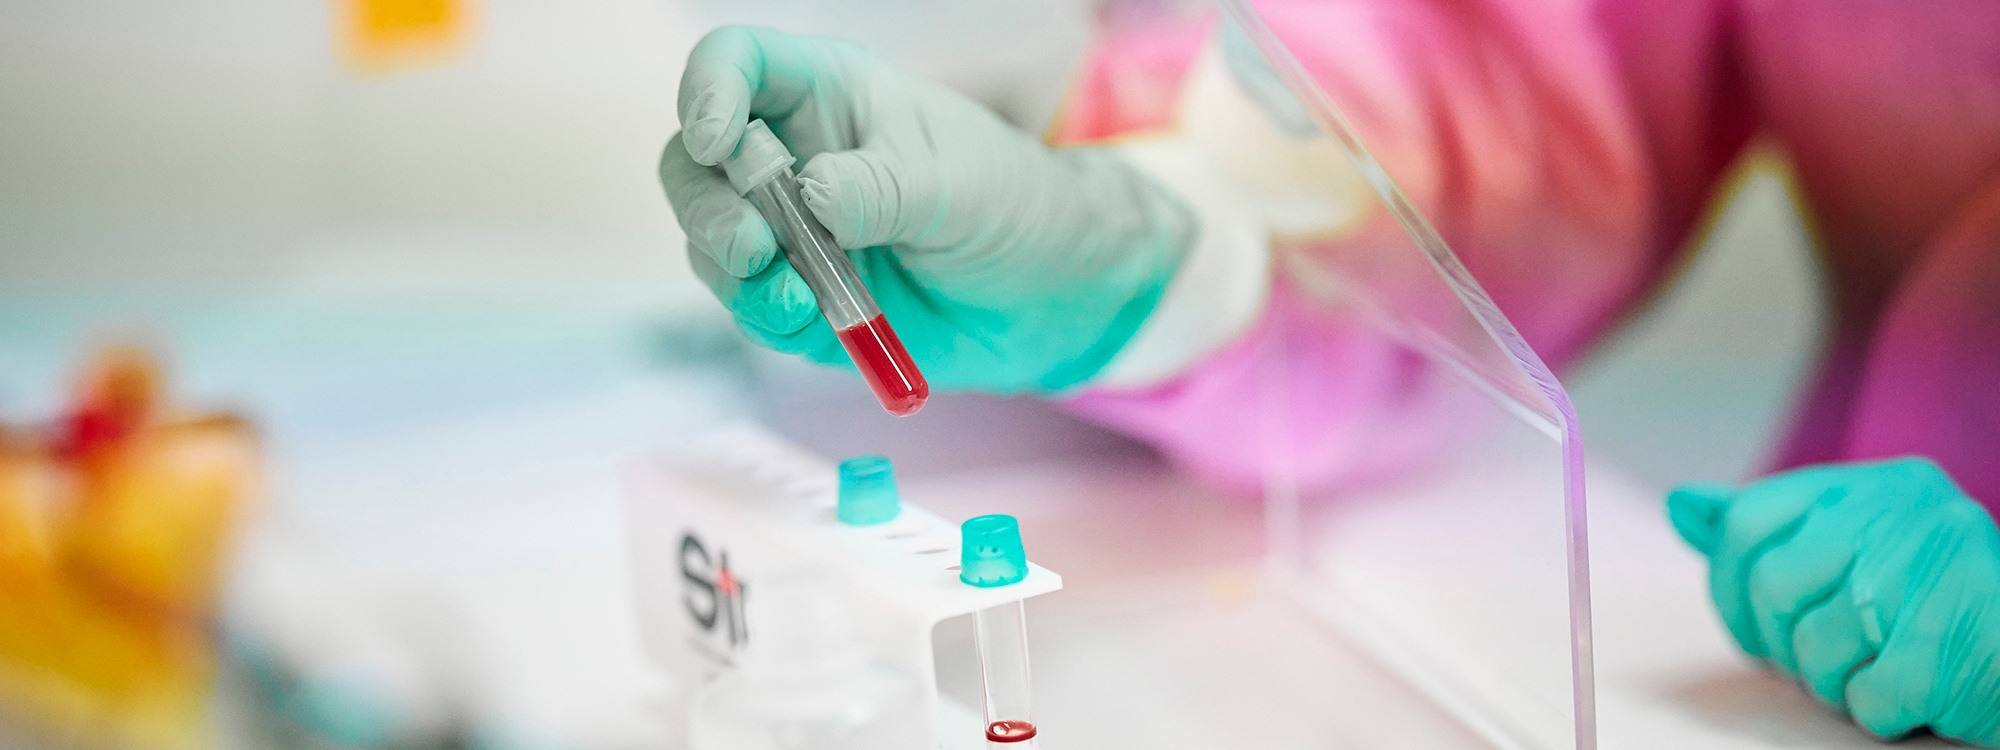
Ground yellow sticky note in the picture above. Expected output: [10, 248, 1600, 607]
[337, 0, 473, 73]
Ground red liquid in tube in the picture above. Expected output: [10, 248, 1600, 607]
[985, 720, 1037, 743]
[835, 314, 929, 416]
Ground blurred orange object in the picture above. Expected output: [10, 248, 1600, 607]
[0, 347, 258, 749]
[336, 0, 474, 73]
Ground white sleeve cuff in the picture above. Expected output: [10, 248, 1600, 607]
[1089, 138, 1272, 391]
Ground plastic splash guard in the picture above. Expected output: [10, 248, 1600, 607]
[1218, 2, 1596, 748]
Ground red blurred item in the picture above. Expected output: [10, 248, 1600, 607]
[54, 347, 159, 461]
[55, 406, 141, 461]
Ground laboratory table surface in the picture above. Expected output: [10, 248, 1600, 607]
[0, 291, 1950, 750]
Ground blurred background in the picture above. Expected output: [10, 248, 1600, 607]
[0, 0, 1822, 748]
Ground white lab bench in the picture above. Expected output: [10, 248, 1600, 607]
[894, 411, 1951, 750]
[0, 293, 1943, 749]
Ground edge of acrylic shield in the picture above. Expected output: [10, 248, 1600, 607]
[1217, 3, 1597, 749]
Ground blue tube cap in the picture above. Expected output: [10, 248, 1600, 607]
[837, 455, 901, 525]
[959, 514, 1027, 587]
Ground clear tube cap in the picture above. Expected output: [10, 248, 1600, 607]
[721, 119, 797, 195]
[959, 515, 1027, 587]
[837, 455, 901, 526]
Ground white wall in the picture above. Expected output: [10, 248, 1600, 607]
[0, 0, 697, 294]
[0, 0, 1820, 485]
[1568, 164, 1827, 487]
[0, 0, 1091, 298]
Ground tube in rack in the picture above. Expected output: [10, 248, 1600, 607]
[975, 601, 1036, 745]
[960, 515, 1036, 747]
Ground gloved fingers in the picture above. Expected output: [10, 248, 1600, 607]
[759, 312, 843, 362]
[735, 300, 847, 369]
[1930, 538, 2000, 747]
[686, 243, 819, 343]
[1845, 633, 1938, 741]
[1859, 457, 1963, 506]
[1847, 501, 1991, 646]
[798, 147, 945, 251]
[792, 322, 855, 369]
[1666, 483, 1732, 557]
[1746, 502, 1888, 675]
[662, 132, 780, 278]
[1838, 504, 1988, 741]
[679, 26, 843, 166]
[1932, 605, 2000, 747]
[1878, 503, 2000, 747]
[1708, 466, 1860, 659]
[1790, 591, 1873, 709]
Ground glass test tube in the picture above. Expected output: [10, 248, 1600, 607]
[975, 600, 1036, 746]
[960, 514, 1036, 746]
[724, 120, 929, 416]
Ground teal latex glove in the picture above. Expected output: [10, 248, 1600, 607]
[659, 26, 1196, 393]
[1668, 458, 2000, 746]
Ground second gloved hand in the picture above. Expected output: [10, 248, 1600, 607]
[661, 26, 1196, 393]
[1668, 458, 2000, 747]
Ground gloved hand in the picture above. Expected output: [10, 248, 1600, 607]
[1668, 458, 2000, 746]
[660, 26, 1196, 393]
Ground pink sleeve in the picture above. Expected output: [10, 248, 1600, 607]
[1841, 182, 2000, 512]
[1067, 282, 1494, 494]
[1056, 0, 1754, 491]
[1716, 2, 2000, 511]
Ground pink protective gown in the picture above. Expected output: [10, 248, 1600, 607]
[1057, 0, 2000, 511]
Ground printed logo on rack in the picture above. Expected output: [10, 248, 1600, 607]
[681, 532, 748, 656]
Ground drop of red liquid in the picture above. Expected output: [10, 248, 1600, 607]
[835, 314, 928, 417]
[985, 719, 1037, 743]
